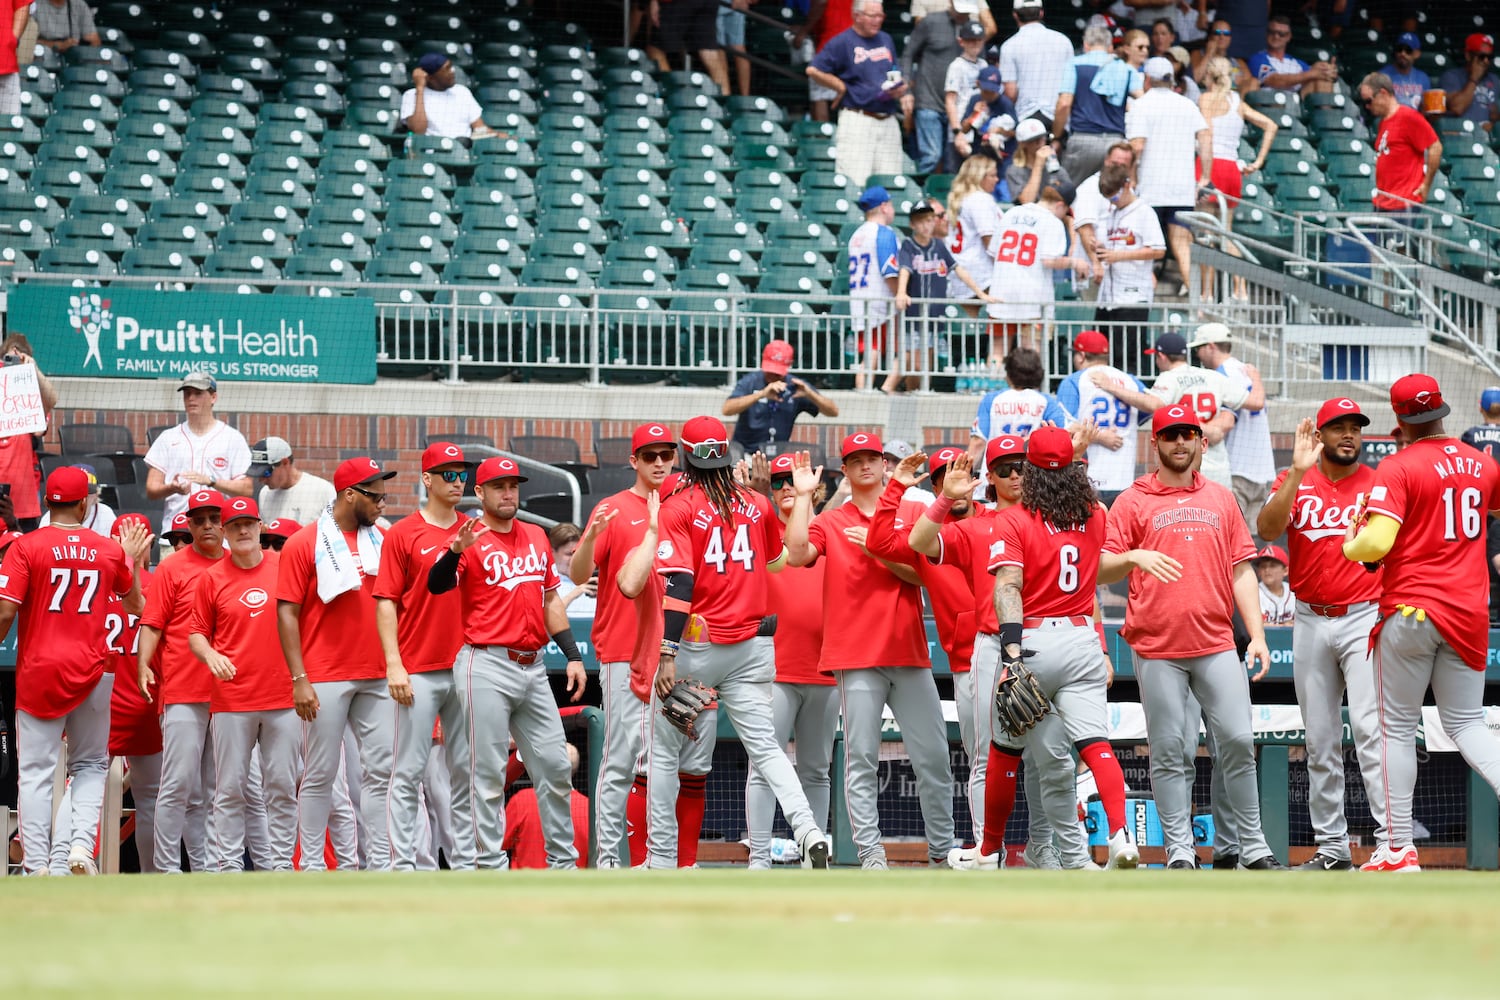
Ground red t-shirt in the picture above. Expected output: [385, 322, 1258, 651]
[140, 546, 223, 705]
[655, 485, 783, 645]
[1104, 473, 1257, 659]
[1270, 463, 1382, 606]
[0, 525, 134, 719]
[766, 555, 830, 685]
[1373, 105, 1438, 211]
[453, 520, 560, 649]
[990, 504, 1106, 620]
[189, 553, 294, 713]
[502, 788, 590, 869]
[807, 495, 929, 672]
[867, 480, 976, 672]
[372, 511, 466, 674]
[1365, 437, 1500, 671]
[590, 489, 659, 665]
[276, 524, 385, 682]
[933, 506, 1007, 636]
[0, 433, 40, 520]
[816, 0, 854, 51]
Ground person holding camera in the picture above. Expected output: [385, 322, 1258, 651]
[0, 336, 59, 532]
[1005, 117, 1076, 205]
[722, 341, 839, 461]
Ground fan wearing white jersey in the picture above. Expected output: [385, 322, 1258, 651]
[1093, 330, 1244, 490]
[967, 347, 1070, 463]
[848, 186, 903, 391]
[1092, 164, 1165, 367]
[946, 156, 1001, 317]
[1055, 330, 1146, 506]
[1187, 326, 1274, 524]
[985, 187, 1081, 361]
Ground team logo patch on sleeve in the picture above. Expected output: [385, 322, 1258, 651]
[989, 540, 1004, 559]
[656, 541, 674, 560]
[1369, 486, 1387, 501]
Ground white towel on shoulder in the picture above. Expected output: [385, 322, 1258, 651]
[313, 505, 382, 604]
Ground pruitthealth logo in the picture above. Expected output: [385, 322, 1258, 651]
[67, 293, 112, 370]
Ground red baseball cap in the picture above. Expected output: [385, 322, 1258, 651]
[631, 422, 676, 453]
[1254, 544, 1289, 567]
[45, 466, 91, 503]
[1315, 397, 1370, 429]
[680, 415, 733, 470]
[475, 456, 529, 485]
[185, 488, 225, 513]
[1072, 330, 1109, 354]
[769, 453, 796, 475]
[110, 512, 152, 542]
[1466, 33, 1494, 56]
[164, 512, 192, 539]
[421, 441, 466, 471]
[1390, 373, 1449, 424]
[1152, 404, 1201, 436]
[1027, 426, 1075, 470]
[761, 339, 794, 376]
[985, 434, 1026, 468]
[929, 446, 965, 477]
[222, 496, 260, 523]
[263, 517, 300, 539]
[841, 431, 883, 459]
[334, 456, 397, 493]
[0, 529, 22, 553]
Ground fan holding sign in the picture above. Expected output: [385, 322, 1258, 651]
[0, 336, 58, 531]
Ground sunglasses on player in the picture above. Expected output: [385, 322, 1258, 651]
[1157, 428, 1202, 442]
[684, 439, 729, 461]
[637, 449, 675, 464]
[770, 475, 795, 490]
[349, 485, 388, 503]
[989, 461, 1025, 478]
[429, 469, 470, 483]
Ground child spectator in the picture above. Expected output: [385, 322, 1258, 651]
[893, 201, 994, 393]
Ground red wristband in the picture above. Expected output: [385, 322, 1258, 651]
[927, 495, 955, 521]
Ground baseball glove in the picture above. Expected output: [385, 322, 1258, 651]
[994, 659, 1051, 739]
[661, 679, 716, 741]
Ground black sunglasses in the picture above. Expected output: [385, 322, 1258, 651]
[1395, 44, 1414, 54]
[349, 485, 388, 502]
[1158, 428, 1202, 442]
[637, 449, 675, 463]
[989, 461, 1025, 478]
[770, 475, 795, 490]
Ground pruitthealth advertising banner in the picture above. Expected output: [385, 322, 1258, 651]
[8, 285, 377, 384]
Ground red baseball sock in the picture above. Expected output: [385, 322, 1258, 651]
[1079, 740, 1127, 835]
[676, 773, 707, 867]
[626, 775, 649, 867]
[979, 745, 1023, 858]
[504, 751, 526, 792]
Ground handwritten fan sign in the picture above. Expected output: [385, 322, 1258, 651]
[0, 364, 46, 440]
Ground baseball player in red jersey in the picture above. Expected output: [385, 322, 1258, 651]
[137, 487, 226, 873]
[744, 453, 837, 869]
[0, 466, 147, 875]
[277, 457, 398, 871]
[261, 518, 299, 551]
[1342, 374, 1500, 873]
[373, 442, 475, 871]
[162, 513, 192, 551]
[786, 431, 953, 869]
[186, 497, 299, 871]
[905, 437, 1095, 870]
[652, 417, 832, 868]
[1102, 404, 1285, 869]
[568, 423, 677, 868]
[428, 455, 586, 869]
[1257, 397, 1387, 871]
[967, 428, 1140, 869]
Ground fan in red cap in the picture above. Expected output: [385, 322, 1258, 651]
[162, 512, 193, 551]
[724, 341, 838, 460]
[1444, 36, 1496, 133]
[1342, 371, 1500, 874]
[1058, 330, 1150, 505]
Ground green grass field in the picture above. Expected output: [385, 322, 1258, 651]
[5, 870, 1498, 997]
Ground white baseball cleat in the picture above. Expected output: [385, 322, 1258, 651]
[946, 846, 1000, 871]
[1106, 829, 1140, 870]
[797, 827, 831, 869]
[1359, 844, 1421, 873]
[67, 844, 98, 876]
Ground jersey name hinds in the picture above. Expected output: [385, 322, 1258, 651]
[481, 542, 549, 590]
[51, 537, 101, 563]
[1292, 493, 1361, 541]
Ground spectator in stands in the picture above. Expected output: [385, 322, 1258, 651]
[1149, 18, 1177, 59]
[1092, 163, 1165, 366]
[1006, 117, 1075, 204]
[39, 464, 115, 537]
[807, 0, 913, 188]
[793, 0, 852, 123]
[400, 53, 490, 140]
[548, 523, 597, 617]
[650, 0, 732, 96]
[31, 0, 100, 51]
[0, 335, 55, 531]
[0, 0, 25, 116]
[944, 21, 990, 167]
[143, 371, 253, 533]
[502, 744, 590, 869]
[1197, 56, 1277, 299]
[1386, 32, 1431, 111]
[723, 340, 840, 460]
[1248, 15, 1337, 95]
[894, 201, 994, 393]
[954, 66, 1015, 163]
[847, 186, 902, 391]
[1073, 140, 1137, 292]
[1054, 23, 1136, 183]
[902, 0, 990, 174]
[1359, 72, 1442, 217]
[1254, 545, 1293, 625]
[945, 155, 1000, 319]
[1126, 57, 1213, 299]
[999, 0, 1075, 130]
[1188, 325, 1274, 523]
[250, 436, 335, 525]
[717, 0, 753, 98]
[1216, 0, 1267, 64]
[1440, 33, 1498, 132]
[1192, 19, 1257, 95]
[1167, 46, 1200, 102]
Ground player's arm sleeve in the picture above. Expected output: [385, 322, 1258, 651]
[764, 505, 788, 571]
[1058, 60, 1076, 95]
[1342, 513, 1399, 562]
[371, 533, 406, 600]
[428, 548, 462, 594]
[876, 227, 901, 276]
[660, 571, 695, 644]
[186, 575, 215, 645]
[0, 543, 30, 606]
[865, 481, 909, 561]
[1044, 396, 1069, 428]
[1247, 53, 1269, 80]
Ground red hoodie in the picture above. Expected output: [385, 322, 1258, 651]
[1103, 472, 1256, 660]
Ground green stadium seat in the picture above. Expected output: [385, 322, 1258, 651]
[258, 102, 327, 141]
[603, 166, 669, 199]
[347, 58, 408, 87]
[190, 98, 258, 135]
[19, 65, 59, 100]
[172, 170, 244, 211]
[312, 178, 384, 215]
[603, 241, 677, 280]
[0, 138, 32, 180]
[218, 32, 280, 58]
[1436, 116, 1482, 138]
[760, 247, 836, 283]
[472, 137, 540, 172]
[217, 222, 296, 261]
[29, 165, 100, 204]
[196, 74, 264, 108]
[407, 136, 476, 172]
[795, 139, 839, 172]
[766, 219, 840, 254]
[284, 251, 364, 284]
[53, 90, 122, 126]
[349, 37, 410, 62]
[548, 88, 605, 121]
[668, 190, 736, 223]
[120, 93, 189, 127]
[531, 236, 603, 274]
[60, 65, 126, 100]
[452, 234, 528, 270]
[203, 251, 282, 286]
[537, 166, 602, 200]
[475, 39, 537, 70]
[280, 80, 347, 120]
[388, 158, 458, 195]
[0, 189, 63, 228]
[36, 246, 119, 276]
[14, 90, 51, 128]
[54, 217, 135, 257]
[229, 200, 307, 238]
[305, 202, 382, 241]
[241, 174, 313, 212]
[296, 224, 374, 263]
[375, 230, 452, 266]
[460, 176, 537, 217]
[693, 217, 766, 252]
[598, 46, 655, 70]
[737, 195, 801, 227]
[386, 203, 459, 244]
[347, 9, 409, 41]
[671, 167, 735, 204]
[283, 56, 346, 87]
[1444, 138, 1496, 162]
[183, 147, 250, 185]
[0, 164, 24, 193]
[0, 213, 52, 252]
[343, 105, 403, 134]
[802, 188, 861, 227]
[121, 248, 202, 280]
[344, 80, 404, 110]
[604, 190, 670, 223]
[146, 198, 226, 235]
[315, 153, 385, 191]
[604, 137, 671, 172]
[604, 112, 669, 145]
[135, 49, 200, 81]
[155, 29, 218, 59]
[380, 180, 452, 219]
[103, 146, 178, 187]
[114, 118, 186, 154]
[218, 53, 285, 90]
[478, 85, 540, 120]
[733, 138, 796, 172]
[67, 194, 147, 232]
[686, 242, 761, 284]
[40, 114, 113, 151]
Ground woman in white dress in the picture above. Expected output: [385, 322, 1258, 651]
[1197, 56, 1279, 299]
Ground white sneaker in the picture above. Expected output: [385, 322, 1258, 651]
[1107, 829, 1140, 870]
[1020, 844, 1062, 870]
[797, 827, 831, 869]
[860, 856, 889, 871]
[947, 846, 1000, 871]
[67, 844, 97, 876]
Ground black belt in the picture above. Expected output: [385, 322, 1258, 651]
[847, 108, 891, 120]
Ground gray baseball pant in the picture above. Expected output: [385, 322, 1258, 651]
[1294, 601, 1386, 859]
[242, 746, 275, 871]
[745, 681, 839, 868]
[297, 679, 394, 872]
[127, 753, 163, 872]
[388, 669, 473, 871]
[27, 676, 109, 875]
[837, 666, 955, 866]
[212, 709, 300, 872]
[420, 742, 454, 869]
[593, 660, 648, 867]
[644, 702, 716, 869]
[328, 730, 361, 868]
[1374, 613, 1500, 849]
[154, 701, 215, 873]
[1183, 696, 1238, 858]
[453, 646, 578, 869]
[1137, 651, 1273, 867]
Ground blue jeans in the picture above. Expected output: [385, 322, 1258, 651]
[913, 108, 945, 175]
